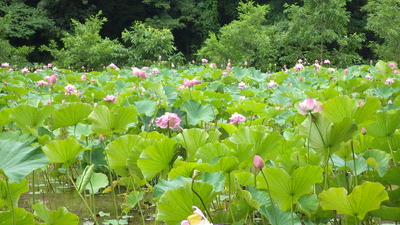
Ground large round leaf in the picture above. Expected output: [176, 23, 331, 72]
[105, 135, 146, 177]
[137, 138, 177, 180]
[88, 105, 138, 135]
[33, 203, 79, 225]
[52, 102, 93, 129]
[0, 139, 48, 183]
[10, 105, 51, 132]
[319, 181, 388, 220]
[181, 100, 215, 125]
[42, 137, 84, 165]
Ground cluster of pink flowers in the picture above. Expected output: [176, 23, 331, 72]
[385, 78, 395, 85]
[389, 62, 397, 69]
[132, 67, 147, 78]
[238, 82, 246, 89]
[155, 112, 182, 129]
[104, 95, 117, 103]
[267, 80, 278, 88]
[36, 80, 49, 88]
[108, 63, 120, 70]
[44, 74, 58, 85]
[294, 63, 304, 71]
[180, 78, 201, 89]
[229, 113, 246, 124]
[65, 84, 77, 95]
[181, 206, 212, 225]
[298, 98, 323, 115]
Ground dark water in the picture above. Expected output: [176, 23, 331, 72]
[19, 184, 156, 225]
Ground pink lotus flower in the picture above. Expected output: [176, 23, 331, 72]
[209, 63, 217, 68]
[182, 79, 201, 88]
[44, 73, 58, 85]
[46, 100, 52, 105]
[229, 113, 246, 124]
[238, 82, 246, 89]
[181, 206, 212, 225]
[65, 84, 77, 95]
[201, 58, 208, 63]
[1, 63, 10, 67]
[108, 63, 120, 70]
[132, 68, 147, 78]
[324, 59, 331, 64]
[36, 80, 49, 88]
[360, 127, 366, 134]
[156, 112, 182, 129]
[21, 68, 29, 73]
[152, 68, 159, 74]
[81, 74, 87, 81]
[385, 78, 394, 85]
[294, 63, 304, 71]
[343, 69, 349, 74]
[267, 80, 278, 88]
[222, 71, 228, 76]
[299, 98, 323, 115]
[314, 63, 322, 70]
[104, 95, 117, 103]
[388, 62, 397, 69]
[365, 75, 372, 80]
[253, 155, 264, 170]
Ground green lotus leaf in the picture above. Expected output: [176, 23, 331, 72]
[363, 149, 391, 177]
[0, 139, 48, 183]
[319, 181, 388, 220]
[10, 104, 51, 132]
[137, 138, 177, 180]
[181, 100, 215, 125]
[0, 107, 12, 127]
[52, 102, 93, 129]
[370, 205, 400, 222]
[195, 142, 231, 163]
[0, 179, 28, 207]
[259, 165, 323, 211]
[32, 203, 79, 225]
[88, 105, 138, 135]
[229, 127, 282, 160]
[134, 99, 157, 116]
[366, 109, 400, 138]
[0, 207, 36, 225]
[156, 181, 215, 224]
[42, 137, 84, 165]
[76, 172, 108, 195]
[176, 128, 212, 161]
[105, 135, 146, 177]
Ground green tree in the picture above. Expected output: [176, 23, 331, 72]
[0, 13, 34, 65]
[121, 21, 178, 66]
[40, 12, 127, 70]
[363, 0, 400, 61]
[197, 2, 279, 70]
[282, 0, 361, 65]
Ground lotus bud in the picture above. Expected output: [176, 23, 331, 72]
[253, 155, 264, 171]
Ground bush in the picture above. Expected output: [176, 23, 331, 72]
[40, 12, 127, 70]
[121, 21, 177, 66]
[197, 2, 279, 70]
[0, 14, 33, 66]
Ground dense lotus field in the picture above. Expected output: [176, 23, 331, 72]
[1, 60, 400, 225]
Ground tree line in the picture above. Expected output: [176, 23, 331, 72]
[0, 0, 399, 69]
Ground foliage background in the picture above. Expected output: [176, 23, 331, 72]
[0, 0, 399, 67]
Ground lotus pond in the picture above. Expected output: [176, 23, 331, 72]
[0, 60, 400, 225]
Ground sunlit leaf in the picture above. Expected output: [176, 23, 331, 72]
[33, 203, 79, 225]
[42, 137, 84, 165]
[137, 138, 177, 180]
[10, 104, 51, 132]
[319, 181, 388, 220]
[88, 105, 137, 135]
[0, 179, 28, 207]
[0, 207, 36, 225]
[52, 102, 92, 129]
